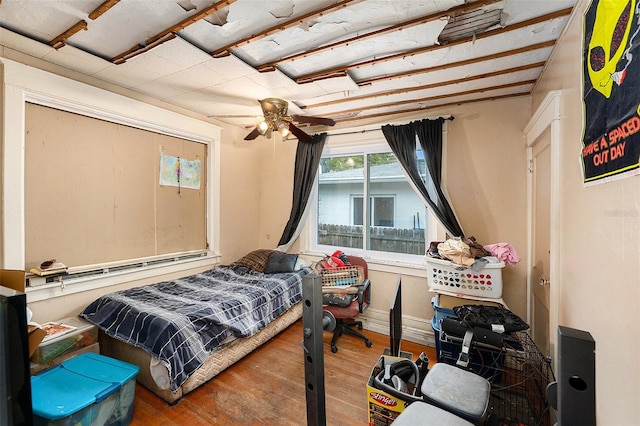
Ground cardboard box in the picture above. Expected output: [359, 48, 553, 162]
[0, 270, 40, 354]
[366, 354, 415, 426]
[28, 325, 47, 357]
[0, 269, 27, 292]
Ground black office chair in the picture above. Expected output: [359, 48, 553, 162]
[322, 255, 373, 353]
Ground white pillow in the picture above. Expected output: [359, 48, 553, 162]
[294, 257, 310, 270]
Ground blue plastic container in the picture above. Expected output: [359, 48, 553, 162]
[431, 294, 457, 328]
[431, 316, 504, 383]
[31, 353, 140, 426]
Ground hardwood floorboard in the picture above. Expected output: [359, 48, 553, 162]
[129, 320, 436, 425]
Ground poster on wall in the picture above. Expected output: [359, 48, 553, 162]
[159, 153, 202, 190]
[582, 0, 640, 185]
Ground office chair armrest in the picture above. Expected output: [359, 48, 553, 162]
[357, 278, 371, 313]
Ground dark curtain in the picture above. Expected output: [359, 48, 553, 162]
[277, 133, 328, 250]
[381, 118, 464, 237]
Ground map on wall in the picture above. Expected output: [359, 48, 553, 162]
[582, 0, 640, 185]
[159, 153, 201, 190]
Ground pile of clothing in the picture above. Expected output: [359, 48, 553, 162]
[427, 236, 520, 269]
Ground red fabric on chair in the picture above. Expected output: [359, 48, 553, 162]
[324, 301, 360, 318]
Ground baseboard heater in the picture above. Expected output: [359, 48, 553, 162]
[27, 251, 209, 287]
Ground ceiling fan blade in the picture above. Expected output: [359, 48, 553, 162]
[244, 128, 261, 140]
[288, 123, 313, 143]
[292, 114, 335, 126]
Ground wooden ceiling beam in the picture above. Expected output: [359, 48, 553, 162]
[49, 0, 121, 49]
[255, 0, 503, 72]
[295, 7, 572, 84]
[303, 61, 545, 110]
[49, 20, 88, 49]
[88, 0, 121, 20]
[332, 92, 530, 124]
[324, 80, 536, 118]
[210, 0, 361, 59]
[356, 40, 555, 87]
[111, 0, 237, 64]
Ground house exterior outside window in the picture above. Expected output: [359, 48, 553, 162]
[314, 148, 428, 260]
[352, 196, 395, 227]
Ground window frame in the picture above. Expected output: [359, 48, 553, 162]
[303, 137, 437, 265]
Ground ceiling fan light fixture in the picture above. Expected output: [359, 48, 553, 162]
[244, 98, 335, 142]
[257, 120, 269, 134]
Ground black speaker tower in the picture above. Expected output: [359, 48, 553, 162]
[0, 286, 34, 426]
[547, 325, 596, 426]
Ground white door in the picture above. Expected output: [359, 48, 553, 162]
[531, 130, 551, 358]
[525, 91, 561, 364]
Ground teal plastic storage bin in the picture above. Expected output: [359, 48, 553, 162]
[31, 353, 140, 426]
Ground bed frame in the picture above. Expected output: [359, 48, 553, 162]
[99, 302, 302, 404]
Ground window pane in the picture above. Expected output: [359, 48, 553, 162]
[353, 196, 363, 226]
[317, 156, 364, 249]
[368, 153, 426, 255]
[373, 197, 394, 226]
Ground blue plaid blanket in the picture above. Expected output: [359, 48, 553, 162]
[81, 265, 310, 391]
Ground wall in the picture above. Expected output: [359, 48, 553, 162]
[532, 1, 640, 423]
[444, 98, 531, 317]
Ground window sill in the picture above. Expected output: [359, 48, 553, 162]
[299, 251, 428, 278]
[25, 252, 221, 303]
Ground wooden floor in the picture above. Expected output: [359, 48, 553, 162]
[129, 320, 436, 425]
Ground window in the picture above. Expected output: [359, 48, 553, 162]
[312, 141, 430, 262]
[4, 61, 221, 301]
[353, 196, 395, 227]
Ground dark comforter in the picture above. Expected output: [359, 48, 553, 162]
[80, 265, 311, 391]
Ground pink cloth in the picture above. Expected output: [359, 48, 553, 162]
[483, 243, 521, 265]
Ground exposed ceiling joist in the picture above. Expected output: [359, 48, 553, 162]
[333, 92, 531, 124]
[210, 0, 361, 59]
[304, 62, 545, 110]
[111, 0, 237, 64]
[295, 8, 573, 84]
[357, 40, 555, 86]
[322, 80, 536, 118]
[255, 0, 503, 72]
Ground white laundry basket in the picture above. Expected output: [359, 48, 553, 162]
[426, 257, 504, 298]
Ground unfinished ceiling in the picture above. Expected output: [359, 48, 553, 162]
[0, 0, 577, 134]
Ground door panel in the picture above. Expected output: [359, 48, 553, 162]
[531, 130, 551, 357]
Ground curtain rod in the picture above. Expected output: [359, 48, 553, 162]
[325, 115, 454, 137]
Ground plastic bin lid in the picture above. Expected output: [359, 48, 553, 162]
[62, 352, 140, 384]
[31, 353, 140, 420]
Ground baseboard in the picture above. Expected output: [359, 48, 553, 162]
[359, 308, 436, 349]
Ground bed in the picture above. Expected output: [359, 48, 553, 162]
[80, 250, 311, 404]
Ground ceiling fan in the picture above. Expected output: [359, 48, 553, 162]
[243, 98, 335, 143]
